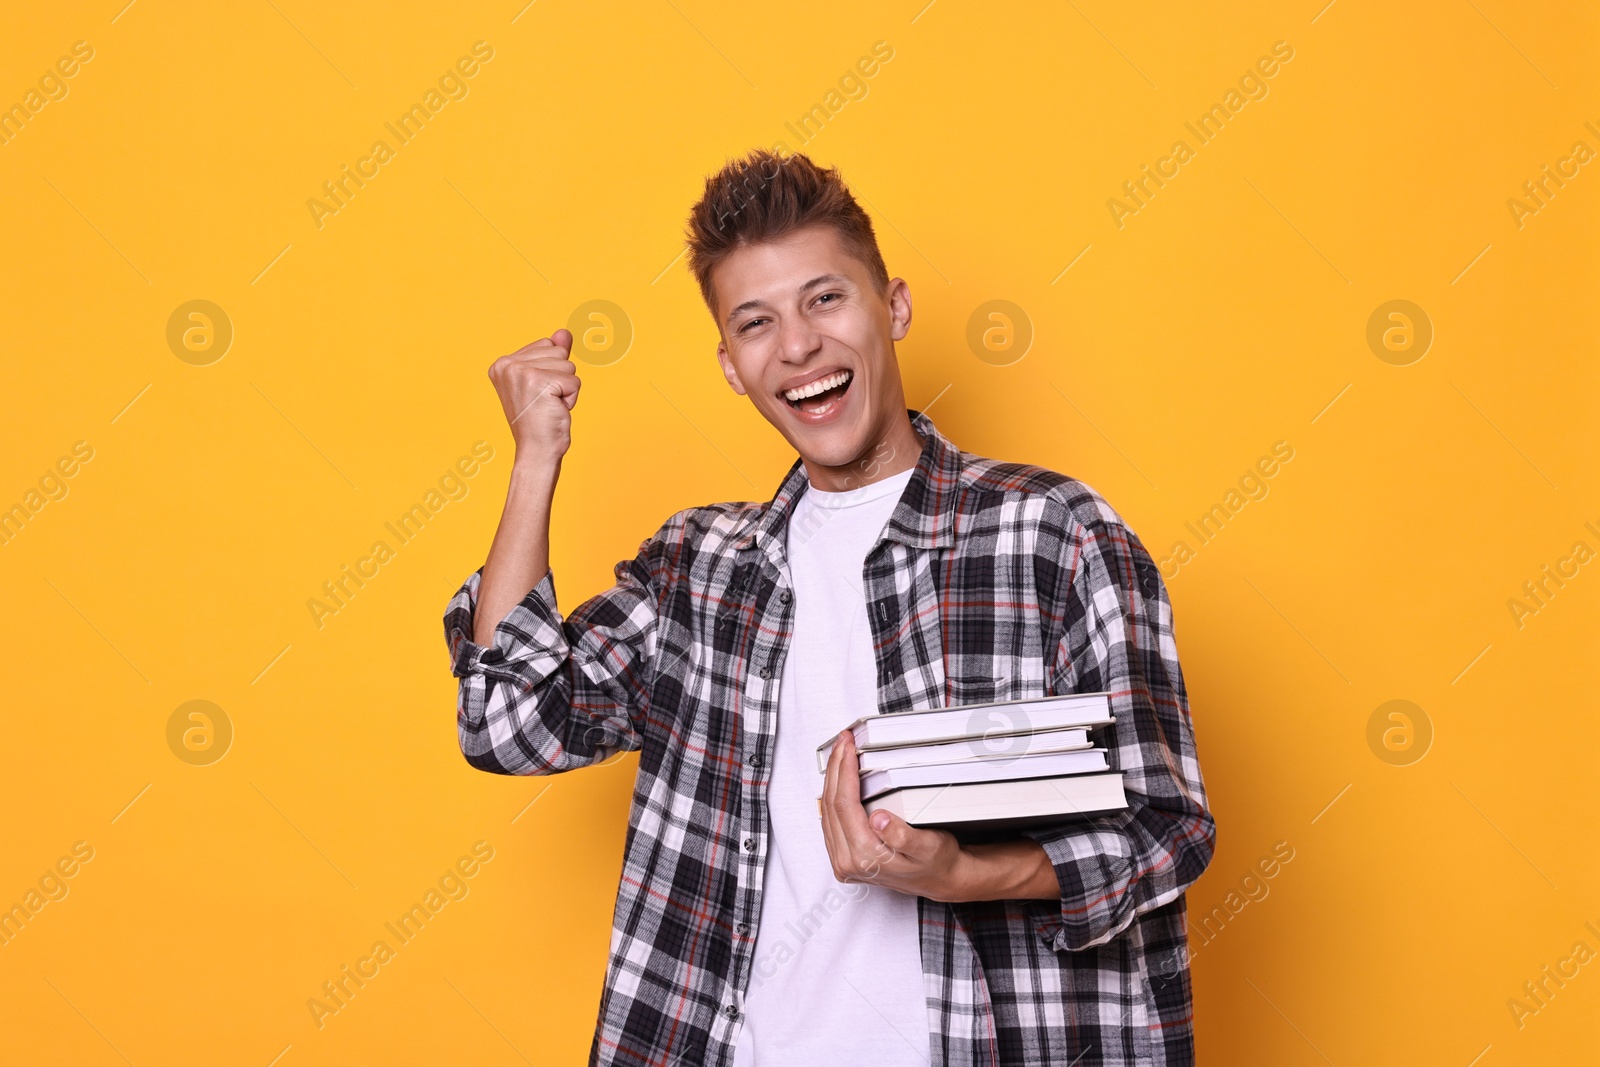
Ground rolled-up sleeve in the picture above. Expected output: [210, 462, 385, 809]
[1020, 492, 1216, 951]
[443, 519, 670, 776]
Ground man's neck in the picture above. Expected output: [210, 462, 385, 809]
[801, 410, 925, 492]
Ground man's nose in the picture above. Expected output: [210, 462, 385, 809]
[778, 312, 822, 361]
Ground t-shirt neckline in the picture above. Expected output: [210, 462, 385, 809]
[801, 465, 916, 510]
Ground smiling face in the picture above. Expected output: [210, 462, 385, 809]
[712, 223, 922, 491]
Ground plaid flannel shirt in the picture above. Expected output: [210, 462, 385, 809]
[444, 408, 1215, 1066]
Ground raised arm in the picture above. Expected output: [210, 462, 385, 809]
[443, 328, 660, 776]
[472, 328, 578, 645]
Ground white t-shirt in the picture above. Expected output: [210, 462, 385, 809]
[732, 465, 928, 1066]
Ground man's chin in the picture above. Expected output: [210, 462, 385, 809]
[768, 404, 850, 451]
[781, 426, 856, 471]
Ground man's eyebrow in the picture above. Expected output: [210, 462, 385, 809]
[723, 273, 853, 327]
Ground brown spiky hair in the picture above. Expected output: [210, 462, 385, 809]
[684, 149, 890, 323]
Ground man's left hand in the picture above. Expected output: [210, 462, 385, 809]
[819, 728, 1061, 903]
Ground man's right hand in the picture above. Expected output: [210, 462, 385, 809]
[472, 328, 576, 645]
[487, 328, 581, 465]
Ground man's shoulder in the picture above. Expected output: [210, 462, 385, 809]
[956, 449, 1133, 535]
[640, 499, 765, 557]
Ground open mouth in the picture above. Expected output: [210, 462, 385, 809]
[782, 369, 854, 416]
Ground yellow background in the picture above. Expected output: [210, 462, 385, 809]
[2, 1, 1595, 1063]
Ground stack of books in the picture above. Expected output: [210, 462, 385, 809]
[816, 691, 1126, 838]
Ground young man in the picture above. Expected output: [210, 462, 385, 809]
[444, 149, 1215, 1066]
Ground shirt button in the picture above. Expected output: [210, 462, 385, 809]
[758, 666, 771, 680]
[746, 752, 763, 767]
[742, 837, 755, 851]
[725, 1004, 740, 1020]
[778, 590, 791, 603]
[735, 922, 750, 936]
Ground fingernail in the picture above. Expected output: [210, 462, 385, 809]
[871, 812, 889, 831]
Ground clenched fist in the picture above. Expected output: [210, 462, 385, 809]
[487, 328, 582, 465]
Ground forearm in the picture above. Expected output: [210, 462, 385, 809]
[473, 455, 560, 646]
[447, 497, 666, 777]
[946, 838, 1060, 903]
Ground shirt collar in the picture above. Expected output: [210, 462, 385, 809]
[734, 408, 962, 564]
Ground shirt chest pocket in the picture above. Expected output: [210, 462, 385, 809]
[940, 602, 1055, 707]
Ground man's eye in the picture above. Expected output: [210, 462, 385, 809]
[815, 293, 840, 306]
[739, 318, 767, 333]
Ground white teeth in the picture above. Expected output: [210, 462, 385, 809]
[783, 370, 851, 402]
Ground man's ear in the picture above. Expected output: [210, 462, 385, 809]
[715, 340, 748, 396]
[886, 277, 913, 342]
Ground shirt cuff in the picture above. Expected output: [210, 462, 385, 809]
[1018, 820, 1135, 952]
[445, 567, 570, 685]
